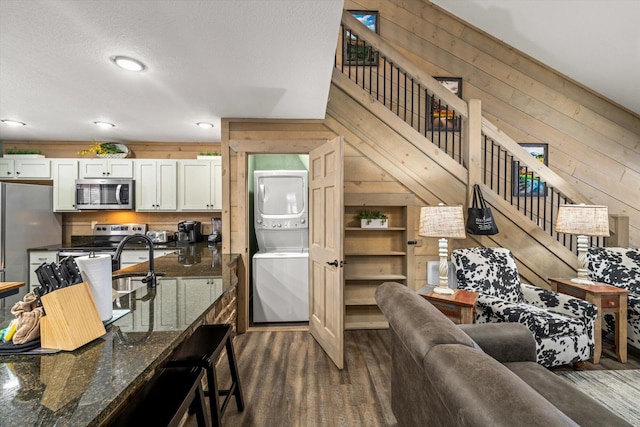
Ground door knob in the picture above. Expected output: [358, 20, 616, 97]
[326, 260, 339, 267]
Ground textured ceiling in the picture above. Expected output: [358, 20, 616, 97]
[0, 0, 343, 142]
[1, 0, 637, 145]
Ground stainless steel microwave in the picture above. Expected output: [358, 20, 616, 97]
[75, 178, 134, 210]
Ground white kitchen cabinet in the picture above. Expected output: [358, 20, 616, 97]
[28, 250, 58, 291]
[51, 159, 79, 211]
[79, 159, 133, 178]
[0, 158, 51, 179]
[178, 277, 222, 326]
[127, 278, 179, 332]
[134, 159, 177, 211]
[177, 158, 222, 211]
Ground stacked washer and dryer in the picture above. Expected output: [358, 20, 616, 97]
[252, 170, 309, 323]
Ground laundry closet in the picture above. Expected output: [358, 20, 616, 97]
[249, 154, 309, 325]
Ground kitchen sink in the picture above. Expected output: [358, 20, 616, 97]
[112, 272, 166, 294]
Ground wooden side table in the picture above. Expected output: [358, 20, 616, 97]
[548, 278, 628, 364]
[418, 286, 479, 324]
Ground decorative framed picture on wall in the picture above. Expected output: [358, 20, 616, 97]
[511, 143, 548, 197]
[343, 10, 379, 66]
[429, 77, 463, 131]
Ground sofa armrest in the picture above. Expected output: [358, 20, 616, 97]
[459, 323, 536, 363]
[521, 283, 598, 321]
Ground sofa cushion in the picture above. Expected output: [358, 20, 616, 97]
[422, 344, 579, 427]
[506, 362, 631, 427]
[452, 247, 524, 303]
[587, 247, 640, 294]
[375, 282, 479, 365]
[459, 322, 537, 363]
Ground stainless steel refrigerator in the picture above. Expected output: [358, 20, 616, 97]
[0, 182, 62, 306]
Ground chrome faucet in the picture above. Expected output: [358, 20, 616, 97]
[113, 234, 158, 288]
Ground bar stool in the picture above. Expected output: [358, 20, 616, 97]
[167, 324, 244, 427]
[107, 366, 209, 427]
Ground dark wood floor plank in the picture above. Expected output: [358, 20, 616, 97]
[188, 329, 639, 426]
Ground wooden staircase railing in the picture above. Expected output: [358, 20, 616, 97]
[337, 10, 620, 252]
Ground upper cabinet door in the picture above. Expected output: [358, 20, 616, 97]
[79, 159, 133, 178]
[177, 158, 221, 211]
[51, 159, 78, 211]
[135, 159, 177, 211]
[0, 159, 51, 179]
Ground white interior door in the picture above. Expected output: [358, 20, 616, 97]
[308, 136, 344, 369]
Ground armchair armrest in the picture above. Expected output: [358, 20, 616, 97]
[521, 283, 598, 321]
[459, 323, 536, 363]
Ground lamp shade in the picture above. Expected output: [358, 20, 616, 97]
[419, 205, 466, 239]
[555, 204, 610, 237]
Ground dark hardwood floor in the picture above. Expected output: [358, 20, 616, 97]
[187, 329, 639, 426]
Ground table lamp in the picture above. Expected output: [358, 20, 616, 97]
[555, 204, 609, 285]
[419, 204, 466, 294]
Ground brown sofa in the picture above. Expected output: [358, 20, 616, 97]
[376, 282, 630, 427]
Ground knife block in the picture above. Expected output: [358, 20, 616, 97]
[40, 282, 106, 351]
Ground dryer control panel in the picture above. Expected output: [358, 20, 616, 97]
[255, 216, 308, 229]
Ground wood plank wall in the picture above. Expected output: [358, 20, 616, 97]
[0, 140, 220, 159]
[344, 0, 640, 247]
[222, 118, 452, 315]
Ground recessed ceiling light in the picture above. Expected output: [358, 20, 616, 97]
[94, 121, 115, 129]
[196, 122, 214, 129]
[110, 55, 146, 72]
[0, 119, 26, 127]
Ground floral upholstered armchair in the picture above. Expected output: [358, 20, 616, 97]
[587, 247, 640, 351]
[451, 247, 598, 367]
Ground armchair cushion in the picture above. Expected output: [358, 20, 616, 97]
[475, 294, 589, 340]
[587, 247, 640, 350]
[452, 247, 523, 303]
[587, 247, 640, 294]
[521, 284, 598, 320]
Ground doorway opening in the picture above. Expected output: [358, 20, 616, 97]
[248, 154, 310, 330]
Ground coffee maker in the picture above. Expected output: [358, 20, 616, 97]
[177, 221, 202, 244]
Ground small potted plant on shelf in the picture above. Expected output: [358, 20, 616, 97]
[197, 151, 220, 159]
[358, 210, 388, 228]
[4, 149, 45, 158]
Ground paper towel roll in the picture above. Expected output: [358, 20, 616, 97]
[75, 254, 113, 321]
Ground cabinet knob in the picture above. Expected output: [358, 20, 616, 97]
[16, 171, 20, 175]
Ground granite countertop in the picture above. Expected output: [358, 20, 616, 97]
[0, 244, 239, 426]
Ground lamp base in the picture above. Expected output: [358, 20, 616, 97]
[432, 286, 455, 295]
[570, 277, 594, 285]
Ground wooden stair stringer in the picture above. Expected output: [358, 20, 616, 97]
[326, 84, 467, 207]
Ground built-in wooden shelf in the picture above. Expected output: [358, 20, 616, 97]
[345, 251, 406, 256]
[343, 200, 413, 331]
[345, 227, 406, 231]
[344, 274, 407, 281]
